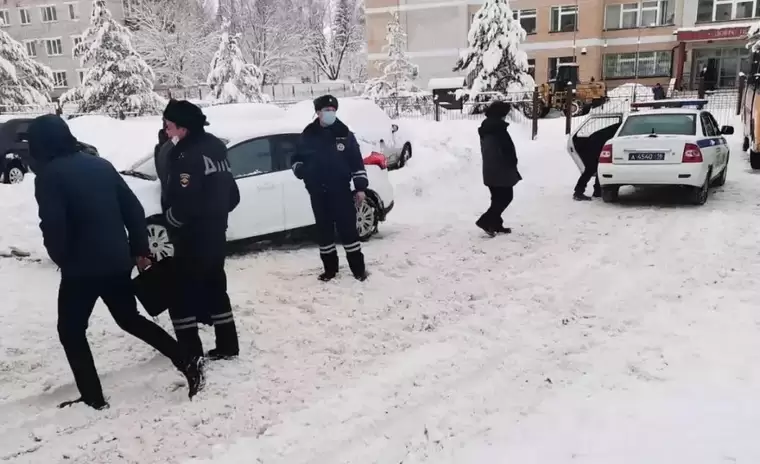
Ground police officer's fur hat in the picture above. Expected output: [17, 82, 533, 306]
[314, 94, 339, 112]
[163, 99, 209, 131]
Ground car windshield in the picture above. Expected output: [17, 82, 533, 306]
[618, 113, 696, 136]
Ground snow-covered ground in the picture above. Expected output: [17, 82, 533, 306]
[3, 116, 760, 463]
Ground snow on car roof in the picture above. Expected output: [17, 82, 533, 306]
[210, 119, 305, 146]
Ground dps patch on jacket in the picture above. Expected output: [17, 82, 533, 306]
[179, 173, 191, 187]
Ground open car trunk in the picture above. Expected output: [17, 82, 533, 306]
[567, 113, 624, 173]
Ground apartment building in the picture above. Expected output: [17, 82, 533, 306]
[0, 0, 125, 97]
[366, 0, 684, 89]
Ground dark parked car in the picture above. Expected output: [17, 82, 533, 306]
[0, 117, 99, 184]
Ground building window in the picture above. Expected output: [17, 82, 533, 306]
[78, 69, 86, 84]
[19, 8, 31, 25]
[40, 5, 58, 22]
[549, 56, 575, 80]
[52, 71, 68, 88]
[0, 10, 10, 26]
[604, 1, 673, 29]
[697, 0, 760, 22]
[603, 51, 672, 79]
[72, 35, 82, 55]
[66, 2, 79, 20]
[45, 38, 63, 56]
[527, 58, 536, 78]
[24, 40, 37, 58]
[550, 5, 578, 32]
[513, 9, 537, 34]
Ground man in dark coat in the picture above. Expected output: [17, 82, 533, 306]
[573, 122, 619, 201]
[292, 94, 368, 281]
[652, 83, 666, 100]
[162, 100, 241, 360]
[476, 101, 521, 236]
[29, 115, 204, 410]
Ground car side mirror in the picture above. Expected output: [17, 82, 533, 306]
[720, 125, 734, 135]
[391, 124, 399, 133]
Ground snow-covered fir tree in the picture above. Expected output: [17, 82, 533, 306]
[0, 29, 54, 111]
[453, 0, 534, 99]
[61, 0, 164, 116]
[207, 25, 265, 104]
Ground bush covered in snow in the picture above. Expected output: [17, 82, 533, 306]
[0, 29, 54, 111]
[207, 27, 265, 104]
[61, 0, 164, 116]
[454, 0, 534, 100]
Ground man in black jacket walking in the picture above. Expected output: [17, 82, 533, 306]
[476, 101, 521, 236]
[292, 95, 368, 281]
[162, 100, 241, 360]
[29, 115, 203, 410]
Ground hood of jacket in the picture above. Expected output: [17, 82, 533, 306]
[27, 115, 80, 166]
[478, 117, 509, 137]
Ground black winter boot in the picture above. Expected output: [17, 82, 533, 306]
[573, 192, 592, 201]
[208, 321, 239, 360]
[176, 329, 204, 359]
[181, 356, 205, 399]
[346, 250, 367, 281]
[319, 251, 339, 281]
[58, 397, 109, 410]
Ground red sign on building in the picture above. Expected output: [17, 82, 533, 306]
[677, 26, 750, 42]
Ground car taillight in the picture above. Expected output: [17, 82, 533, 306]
[599, 144, 613, 163]
[363, 151, 387, 170]
[682, 143, 703, 163]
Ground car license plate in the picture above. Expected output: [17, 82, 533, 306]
[629, 152, 665, 161]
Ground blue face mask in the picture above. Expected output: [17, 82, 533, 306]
[319, 110, 337, 126]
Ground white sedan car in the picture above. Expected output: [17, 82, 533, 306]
[285, 98, 414, 170]
[568, 100, 732, 205]
[120, 120, 395, 261]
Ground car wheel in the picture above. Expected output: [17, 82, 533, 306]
[601, 186, 619, 203]
[399, 143, 411, 168]
[690, 170, 711, 206]
[146, 219, 175, 261]
[355, 194, 380, 241]
[751, 150, 760, 170]
[3, 162, 24, 185]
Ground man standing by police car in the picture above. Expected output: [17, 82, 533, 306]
[292, 95, 369, 281]
[162, 100, 241, 360]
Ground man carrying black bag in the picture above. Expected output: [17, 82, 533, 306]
[161, 100, 241, 360]
[28, 115, 204, 410]
[292, 95, 368, 282]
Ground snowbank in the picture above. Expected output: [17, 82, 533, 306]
[608, 82, 654, 102]
[67, 115, 162, 170]
[202, 103, 285, 122]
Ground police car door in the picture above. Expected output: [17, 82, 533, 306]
[699, 111, 726, 178]
[276, 134, 317, 230]
[225, 136, 286, 240]
[567, 113, 624, 173]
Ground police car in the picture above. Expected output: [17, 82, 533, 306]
[567, 99, 733, 205]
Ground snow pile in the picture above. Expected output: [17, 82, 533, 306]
[608, 82, 653, 101]
[206, 28, 265, 104]
[0, 28, 54, 110]
[202, 103, 285, 122]
[62, 0, 165, 116]
[0, 180, 43, 257]
[454, 0, 534, 100]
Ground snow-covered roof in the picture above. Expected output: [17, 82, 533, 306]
[284, 98, 394, 146]
[675, 20, 756, 33]
[428, 77, 465, 90]
[216, 119, 305, 146]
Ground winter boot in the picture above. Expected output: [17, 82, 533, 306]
[208, 321, 239, 360]
[176, 328, 204, 359]
[592, 189, 602, 198]
[58, 397, 109, 410]
[346, 250, 367, 281]
[181, 356, 205, 399]
[495, 226, 512, 234]
[573, 193, 592, 201]
[319, 250, 339, 281]
[475, 217, 496, 237]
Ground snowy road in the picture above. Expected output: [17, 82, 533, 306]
[3, 119, 760, 463]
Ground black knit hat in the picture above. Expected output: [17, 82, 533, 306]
[314, 94, 339, 112]
[163, 99, 209, 131]
[484, 100, 511, 119]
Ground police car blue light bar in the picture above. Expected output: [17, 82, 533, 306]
[630, 99, 709, 110]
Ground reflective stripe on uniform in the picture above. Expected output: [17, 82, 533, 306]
[344, 241, 361, 253]
[213, 315, 235, 326]
[320, 244, 337, 254]
[292, 161, 303, 173]
[166, 207, 183, 227]
[352, 169, 367, 180]
[203, 156, 231, 175]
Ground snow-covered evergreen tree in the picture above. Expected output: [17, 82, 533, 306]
[454, 0, 534, 99]
[207, 25, 265, 104]
[0, 29, 54, 111]
[61, 0, 164, 116]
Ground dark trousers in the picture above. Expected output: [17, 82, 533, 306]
[168, 257, 238, 358]
[57, 273, 184, 402]
[478, 186, 514, 229]
[575, 161, 601, 195]
[310, 188, 365, 275]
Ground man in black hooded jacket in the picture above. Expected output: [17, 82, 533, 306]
[476, 101, 521, 236]
[162, 100, 241, 360]
[28, 115, 204, 410]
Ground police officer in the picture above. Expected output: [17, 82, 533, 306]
[292, 95, 368, 281]
[162, 100, 241, 360]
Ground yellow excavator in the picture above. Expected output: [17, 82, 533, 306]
[526, 63, 607, 118]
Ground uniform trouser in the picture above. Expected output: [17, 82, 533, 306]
[309, 188, 365, 275]
[575, 160, 601, 195]
[168, 256, 239, 358]
[478, 186, 514, 229]
[57, 273, 185, 402]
